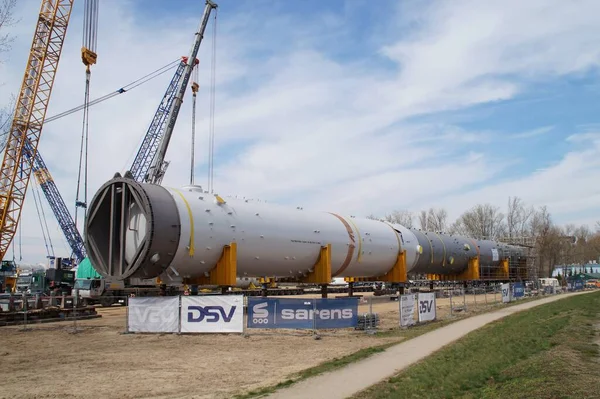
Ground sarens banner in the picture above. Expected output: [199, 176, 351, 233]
[247, 297, 359, 329]
[180, 295, 244, 333]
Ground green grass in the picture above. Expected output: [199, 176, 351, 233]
[234, 297, 532, 399]
[234, 317, 471, 399]
[353, 291, 600, 399]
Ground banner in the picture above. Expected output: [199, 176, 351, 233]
[417, 292, 436, 322]
[399, 294, 416, 327]
[247, 297, 359, 329]
[513, 282, 525, 298]
[180, 295, 244, 333]
[501, 283, 512, 303]
[128, 296, 179, 333]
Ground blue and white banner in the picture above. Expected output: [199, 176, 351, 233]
[513, 282, 525, 298]
[247, 297, 359, 329]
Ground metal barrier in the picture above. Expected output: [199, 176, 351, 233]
[0, 291, 103, 330]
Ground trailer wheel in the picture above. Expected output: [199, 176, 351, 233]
[100, 298, 113, 307]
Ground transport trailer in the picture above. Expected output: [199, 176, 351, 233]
[75, 278, 181, 307]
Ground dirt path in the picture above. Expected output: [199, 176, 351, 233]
[265, 291, 595, 399]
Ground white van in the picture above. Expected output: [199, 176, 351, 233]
[538, 278, 560, 293]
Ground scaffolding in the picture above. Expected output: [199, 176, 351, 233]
[498, 236, 538, 282]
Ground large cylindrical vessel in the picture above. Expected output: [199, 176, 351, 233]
[84, 177, 525, 283]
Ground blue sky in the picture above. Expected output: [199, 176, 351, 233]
[1, 0, 599, 265]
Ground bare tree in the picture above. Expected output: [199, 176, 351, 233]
[454, 203, 506, 239]
[529, 205, 551, 238]
[586, 233, 600, 261]
[383, 210, 414, 228]
[366, 210, 415, 228]
[506, 196, 534, 238]
[429, 208, 447, 232]
[0, 0, 17, 60]
[573, 224, 595, 264]
[0, 94, 15, 148]
[418, 207, 448, 231]
[418, 210, 426, 230]
[529, 206, 555, 277]
[447, 219, 466, 235]
[0, 0, 17, 142]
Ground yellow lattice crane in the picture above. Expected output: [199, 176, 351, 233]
[0, 0, 75, 261]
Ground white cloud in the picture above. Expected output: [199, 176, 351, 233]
[1, 0, 600, 264]
[510, 126, 554, 139]
[426, 132, 600, 222]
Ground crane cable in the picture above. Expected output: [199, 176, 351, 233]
[44, 59, 180, 124]
[74, 71, 91, 231]
[11, 218, 22, 262]
[190, 62, 199, 185]
[207, 9, 218, 194]
[75, 0, 98, 232]
[31, 180, 55, 258]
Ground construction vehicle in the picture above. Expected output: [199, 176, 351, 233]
[14, 258, 75, 295]
[74, 257, 170, 306]
[75, 278, 170, 307]
[0, 260, 17, 293]
[15, 270, 33, 293]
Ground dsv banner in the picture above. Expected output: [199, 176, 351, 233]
[180, 295, 244, 333]
[247, 297, 359, 329]
[417, 292, 436, 322]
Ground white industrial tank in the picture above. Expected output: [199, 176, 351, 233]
[84, 177, 526, 283]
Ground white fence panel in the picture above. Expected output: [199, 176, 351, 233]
[128, 296, 179, 333]
[399, 294, 416, 327]
[501, 283, 512, 303]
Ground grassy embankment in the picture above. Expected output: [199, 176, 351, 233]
[234, 294, 541, 399]
[354, 291, 600, 399]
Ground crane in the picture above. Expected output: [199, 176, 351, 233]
[0, 0, 74, 261]
[129, 0, 217, 185]
[127, 58, 193, 182]
[23, 140, 86, 262]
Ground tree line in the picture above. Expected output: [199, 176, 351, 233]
[367, 196, 600, 278]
